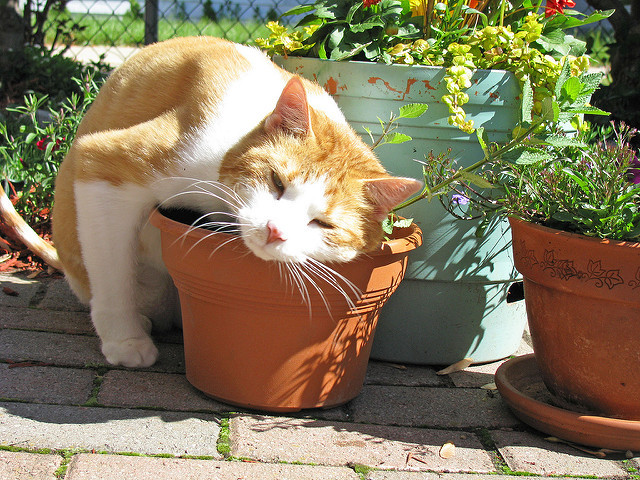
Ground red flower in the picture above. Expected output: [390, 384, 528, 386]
[545, 0, 576, 17]
[36, 136, 49, 151]
[363, 0, 382, 7]
[35, 136, 64, 152]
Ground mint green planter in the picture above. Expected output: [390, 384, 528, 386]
[275, 57, 527, 365]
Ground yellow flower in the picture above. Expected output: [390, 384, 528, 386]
[409, 0, 426, 17]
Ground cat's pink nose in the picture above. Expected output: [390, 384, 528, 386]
[266, 221, 287, 244]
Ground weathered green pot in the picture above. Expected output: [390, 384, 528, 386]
[275, 57, 527, 365]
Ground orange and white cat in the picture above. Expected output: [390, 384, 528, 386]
[52, 37, 421, 368]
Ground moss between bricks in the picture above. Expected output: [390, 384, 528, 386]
[217, 416, 231, 456]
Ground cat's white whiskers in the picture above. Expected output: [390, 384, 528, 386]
[302, 259, 361, 314]
[289, 260, 333, 318]
[285, 262, 313, 317]
[307, 259, 362, 302]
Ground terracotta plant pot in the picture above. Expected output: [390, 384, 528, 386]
[509, 218, 640, 420]
[149, 209, 422, 412]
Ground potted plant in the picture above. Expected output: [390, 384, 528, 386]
[400, 63, 639, 448]
[254, 0, 613, 365]
[490, 124, 640, 450]
[149, 208, 422, 412]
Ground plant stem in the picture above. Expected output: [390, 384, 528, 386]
[393, 121, 543, 212]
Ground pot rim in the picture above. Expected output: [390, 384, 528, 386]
[149, 208, 422, 257]
[274, 55, 516, 77]
[508, 216, 640, 249]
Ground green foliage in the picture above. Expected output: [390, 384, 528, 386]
[0, 73, 102, 225]
[255, 1, 612, 133]
[125, 0, 144, 21]
[365, 102, 429, 148]
[501, 123, 640, 240]
[0, 46, 110, 108]
[397, 67, 640, 241]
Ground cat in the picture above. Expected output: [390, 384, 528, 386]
[51, 36, 422, 368]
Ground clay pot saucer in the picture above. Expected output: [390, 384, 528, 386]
[495, 354, 640, 451]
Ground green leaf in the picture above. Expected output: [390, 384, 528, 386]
[564, 106, 609, 116]
[521, 77, 534, 123]
[345, 2, 361, 23]
[459, 171, 495, 189]
[350, 20, 385, 32]
[25, 132, 37, 144]
[541, 97, 560, 123]
[580, 72, 603, 94]
[283, 4, 316, 18]
[544, 136, 586, 148]
[554, 60, 572, 98]
[382, 216, 394, 235]
[332, 41, 371, 60]
[398, 103, 429, 119]
[560, 76, 582, 103]
[560, 167, 592, 193]
[385, 132, 412, 144]
[476, 127, 489, 156]
[514, 150, 553, 165]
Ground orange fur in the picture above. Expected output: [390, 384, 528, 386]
[51, 37, 421, 367]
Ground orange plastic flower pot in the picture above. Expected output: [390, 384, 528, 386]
[150, 209, 422, 412]
[510, 218, 640, 420]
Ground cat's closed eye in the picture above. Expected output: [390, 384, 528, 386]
[271, 171, 285, 198]
[310, 218, 334, 229]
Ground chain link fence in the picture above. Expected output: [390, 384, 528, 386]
[37, 0, 300, 65]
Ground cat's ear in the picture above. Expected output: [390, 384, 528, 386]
[264, 76, 311, 137]
[364, 177, 423, 221]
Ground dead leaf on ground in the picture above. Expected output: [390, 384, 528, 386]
[436, 357, 473, 375]
[2, 286, 19, 296]
[439, 442, 456, 459]
[481, 382, 498, 390]
[385, 363, 407, 370]
[544, 436, 616, 458]
[406, 452, 430, 466]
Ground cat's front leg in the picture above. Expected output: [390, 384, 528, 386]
[75, 181, 159, 368]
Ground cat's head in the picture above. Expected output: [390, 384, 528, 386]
[219, 76, 421, 263]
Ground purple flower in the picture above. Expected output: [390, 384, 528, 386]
[628, 154, 640, 184]
[451, 193, 469, 205]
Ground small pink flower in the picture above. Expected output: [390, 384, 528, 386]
[363, 0, 382, 7]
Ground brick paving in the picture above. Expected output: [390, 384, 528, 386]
[0, 271, 637, 479]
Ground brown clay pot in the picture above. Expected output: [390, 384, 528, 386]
[509, 217, 640, 420]
[150, 209, 422, 412]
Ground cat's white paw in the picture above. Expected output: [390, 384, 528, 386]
[102, 336, 159, 367]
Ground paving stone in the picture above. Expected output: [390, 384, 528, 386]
[98, 370, 228, 412]
[0, 306, 93, 335]
[0, 274, 41, 308]
[65, 453, 359, 480]
[35, 279, 88, 312]
[0, 364, 95, 404]
[0, 330, 104, 367]
[491, 429, 627, 477]
[349, 385, 520, 429]
[367, 473, 572, 480]
[230, 414, 495, 472]
[446, 360, 503, 389]
[0, 451, 61, 480]
[448, 339, 534, 389]
[365, 361, 444, 387]
[0, 329, 185, 373]
[0, 402, 222, 457]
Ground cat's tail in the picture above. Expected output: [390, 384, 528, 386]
[0, 184, 64, 272]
